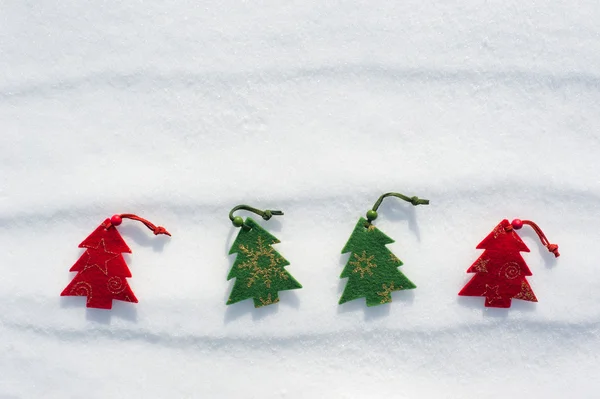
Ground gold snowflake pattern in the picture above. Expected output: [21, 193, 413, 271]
[349, 251, 377, 278]
[377, 282, 400, 304]
[473, 258, 489, 273]
[514, 281, 537, 302]
[389, 253, 401, 263]
[257, 293, 280, 308]
[366, 223, 377, 232]
[237, 236, 289, 288]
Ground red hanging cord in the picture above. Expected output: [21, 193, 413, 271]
[521, 220, 559, 257]
[109, 214, 171, 236]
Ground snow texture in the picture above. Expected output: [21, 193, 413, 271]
[1, 1, 600, 398]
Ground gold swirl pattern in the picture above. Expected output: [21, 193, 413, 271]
[107, 276, 126, 294]
[501, 262, 520, 280]
[70, 281, 92, 297]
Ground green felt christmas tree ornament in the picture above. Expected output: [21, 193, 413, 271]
[339, 192, 429, 307]
[226, 204, 302, 308]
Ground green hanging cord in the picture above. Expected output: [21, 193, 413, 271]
[365, 192, 430, 225]
[229, 204, 284, 230]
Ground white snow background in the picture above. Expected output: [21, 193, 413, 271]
[1, 1, 600, 398]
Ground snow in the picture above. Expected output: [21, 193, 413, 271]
[1, 1, 600, 397]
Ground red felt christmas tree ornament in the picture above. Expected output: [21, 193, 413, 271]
[61, 214, 170, 309]
[459, 218, 559, 308]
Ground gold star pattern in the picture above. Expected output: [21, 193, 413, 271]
[366, 223, 377, 232]
[483, 284, 502, 304]
[238, 236, 289, 288]
[377, 282, 400, 304]
[349, 251, 377, 278]
[83, 239, 118, 275]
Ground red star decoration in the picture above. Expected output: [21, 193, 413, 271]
[83, 239, 119, 275]
[483, 284, 502, 304]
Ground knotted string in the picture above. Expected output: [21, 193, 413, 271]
[506, 220, 559, 257]
[111, 214, 171, 236]
[522, 220, 559, 257]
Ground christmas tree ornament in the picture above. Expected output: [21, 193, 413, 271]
[227, 204, 302, 308]
[458, 218, 559, 308]
[61, 214, 171, 309]
[339, 192, 429, 307]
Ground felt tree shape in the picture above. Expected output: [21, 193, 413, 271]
[339, 192, 429, 307]
[227, 205, 302, 308]
[61, 214, 170, 309]
[459, 218, 559, 308]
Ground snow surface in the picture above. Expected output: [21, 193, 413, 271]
[1, 1, 600, 398]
